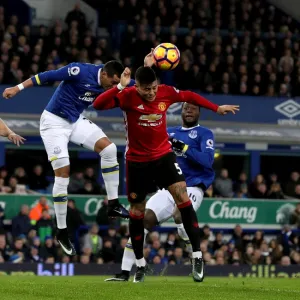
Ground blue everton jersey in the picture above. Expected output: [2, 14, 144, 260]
[31, 63, 135, 122]
[168, 125, 215, 190]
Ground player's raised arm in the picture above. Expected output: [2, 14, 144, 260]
[0, 118, 25, 146]
[166, 86, 239, 115]
[144, 48, 155, 67]
[93, 67, 132, 111]
[2, 63, 82, 99]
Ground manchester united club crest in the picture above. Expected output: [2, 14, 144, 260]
[158, 102, 166, 111]
[130, 193, 137, 199]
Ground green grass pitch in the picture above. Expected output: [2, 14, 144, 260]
[0, 276, 300, 300]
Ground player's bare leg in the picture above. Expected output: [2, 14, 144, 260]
[94, 137, 129, 218]
[129, 201, 147, 283]
[53, 163, 76, 256]
[168, 181, 204, 282]
[105, 209, 156, 282]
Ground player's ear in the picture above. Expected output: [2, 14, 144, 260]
[101, 71, 107, 78]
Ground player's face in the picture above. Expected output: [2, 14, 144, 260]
[135, 81, 158, 101]
[101, 72, 120, 90]
[181, 103, 200, 127]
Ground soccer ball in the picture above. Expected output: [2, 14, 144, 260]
[153, 43, 180, 71]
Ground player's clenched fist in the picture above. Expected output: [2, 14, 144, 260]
[2, 86, 20, 99]
[120, 67, 132, 88]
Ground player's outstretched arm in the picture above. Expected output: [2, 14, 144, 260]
[144, 48, 155, 67]
[2, 63, 82, 99]
[93, 67, 131, 111]
[0, 119, 25, 146]
[2, 78, 33, 99]
[167, 87, 239, 114]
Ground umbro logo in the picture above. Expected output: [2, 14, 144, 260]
[138, 104, 144, 110]
[85, 84, 91, 87]
[275, 100, 300, 118]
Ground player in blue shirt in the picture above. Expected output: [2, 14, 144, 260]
[105, 102, 215, 283]
[2, 61, 138, 256]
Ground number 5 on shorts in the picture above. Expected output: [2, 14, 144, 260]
[174, 163, 182, 175]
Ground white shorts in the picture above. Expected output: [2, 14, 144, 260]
[146, 187, 204, 224]
[40, 110, 106, 162]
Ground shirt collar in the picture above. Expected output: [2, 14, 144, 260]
[97, 68, 102, 86]
[181, 124, 200, 130]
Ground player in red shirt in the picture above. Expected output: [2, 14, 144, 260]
[93, 66, 239, 282]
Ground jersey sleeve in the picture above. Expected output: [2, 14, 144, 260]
[31, 63, 83, 86]
[164, 85, 219, 112]
[185, 130, 215, 168]
[93, 87, 129, 111]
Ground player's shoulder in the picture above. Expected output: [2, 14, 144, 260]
[167, 126, 181, 134]
[66, 62, 92, 77]
[71, 62, 101, 73]
[117, 86, 136, 98]
[124, 86, 136, 93]
[158, 84, 179, 94]
[196, 125, 214, 137]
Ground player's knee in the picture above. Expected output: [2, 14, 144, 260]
[52, 158, 70, 177]
[95, 137, 114, 154]
[144, 209, 158, 230]
[168, 182, 189, 205]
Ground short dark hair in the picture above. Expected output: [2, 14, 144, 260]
[103, 60, 124, 78]
[181, 102, 201, 111]
[135, 66, 157, 85]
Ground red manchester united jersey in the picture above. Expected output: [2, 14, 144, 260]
[93, 84, 218, 162]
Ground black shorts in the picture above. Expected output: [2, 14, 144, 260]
[126, 152, 185, 203]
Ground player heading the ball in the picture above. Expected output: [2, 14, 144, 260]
[93, 66, 239, 282]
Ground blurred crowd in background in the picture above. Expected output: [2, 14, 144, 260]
[1, 0, 300, 96]
[0, 165, 105, 195]
[2, 163, 300, 202]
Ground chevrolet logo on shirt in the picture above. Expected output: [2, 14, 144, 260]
[139, 114, 162, 122]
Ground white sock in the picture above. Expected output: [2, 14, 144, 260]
[121, 238, 136, 271]
[136, 257, 146, 267]
[192, 251, 203, 259]
[100, 143, 119, 200]
[177, 223, 193, 253]
[121, 229, 149, 271]
[53, 177, 69, 229]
